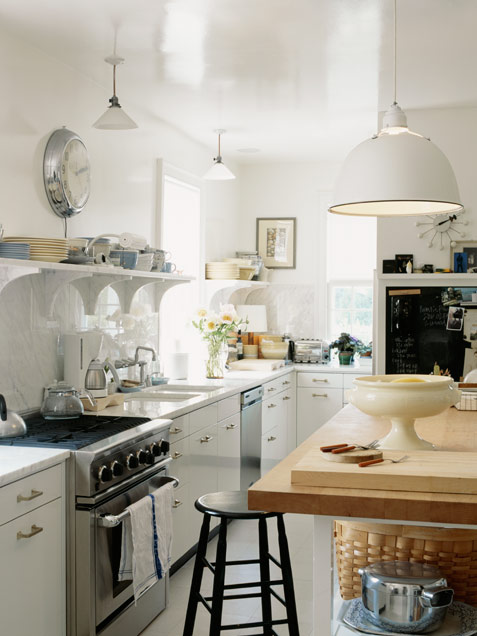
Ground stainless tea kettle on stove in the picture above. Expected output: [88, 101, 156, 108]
[0, 394, 27, 438]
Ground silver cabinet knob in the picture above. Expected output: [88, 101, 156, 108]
[172, 451, 183, 459]
[267, 435, 276, 442]
[169, 426, 183, 434]
[268, 403, 277, 409]
[200, 435, 213, 443]
[225, 423, 237, 430]
[173, 499, 182, 508]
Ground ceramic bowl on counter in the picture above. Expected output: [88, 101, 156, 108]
[261, 342, 288, 359]
[346, 374, 461, 450]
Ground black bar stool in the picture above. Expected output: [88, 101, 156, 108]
[182, 491, 299, 636]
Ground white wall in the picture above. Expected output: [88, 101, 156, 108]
[377, 107, 477, 270]
[237, 162, 341, 284]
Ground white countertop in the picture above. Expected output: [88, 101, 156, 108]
[0, 447, 69, 487]
[102, 360, 372, 420]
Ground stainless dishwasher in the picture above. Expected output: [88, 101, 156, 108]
[240, 385, 263, 490]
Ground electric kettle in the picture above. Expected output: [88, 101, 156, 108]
[85, 359, 109, 397]
[41, 381, 92, 419]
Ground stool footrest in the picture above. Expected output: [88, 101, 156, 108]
[204, 592, 262, 602]
[220, 618, 289, 631]
[223, 579, 283, 590]
[211, 558, 261, 567]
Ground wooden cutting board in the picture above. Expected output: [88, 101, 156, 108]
[291, 445, 477, 494]
[228, 359, 285, 371]
[81, 393, 125, 412]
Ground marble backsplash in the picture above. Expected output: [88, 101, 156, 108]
[231, 284, 315, 339]
[0, 274, 158, 412]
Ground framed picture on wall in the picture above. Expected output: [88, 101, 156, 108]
[451, 240, 477, 273]
[256, 217, 296, 269]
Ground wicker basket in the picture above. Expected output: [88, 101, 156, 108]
[334, 520, 477, 606]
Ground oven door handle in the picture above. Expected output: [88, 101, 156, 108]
[96, 475, 180, 528]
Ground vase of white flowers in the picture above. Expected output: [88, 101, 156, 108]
[192, 304, 247, 379]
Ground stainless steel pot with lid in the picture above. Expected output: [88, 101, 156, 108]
[0, 394, 27, 438]
[359, 561, 454, 634]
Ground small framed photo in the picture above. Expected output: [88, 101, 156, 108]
[395, 254, 413, 274]
[454, 251, 468, 273]
[382, 259, 396, 274]
[256, 217, 296, 269]
[447, 306, 464, 331]
[451, 240, 477, 273]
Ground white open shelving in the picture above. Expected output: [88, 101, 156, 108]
[204, 279, 269, 311]
[0, 256, 194, 316]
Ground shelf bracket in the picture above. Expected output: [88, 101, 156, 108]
[0, 263, 40, 295]
[71, 274, 132, 315]
[111, 277, 189, 314]
[37, 270, 94, 319]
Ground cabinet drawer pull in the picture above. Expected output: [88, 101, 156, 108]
[200, 435, 213, 443]
[225, 423, 237, 430]
[312, 378, 329, 383]
[282, 380, 291, 385]
[173, 499, 182, 509]
[170, 427, 183, 434]
[17, 489, 43, 503]
[172, 451, 183, 459]
[17, 524, 43, 540]
[312, 393, 328, 398]
[267, 387, 276, 392]
[282, 396, 291, 401]
[267, 436, 276, 442]
[267, 403, 277, 409]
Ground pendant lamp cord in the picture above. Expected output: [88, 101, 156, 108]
[113, 64, 117, 98]
[218, 133, 221, 157]
[393, 0, 397, 104]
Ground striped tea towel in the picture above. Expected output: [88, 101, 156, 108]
[118, 481, 174, 601]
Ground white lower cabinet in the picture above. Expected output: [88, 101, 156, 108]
[0, 464, 65, 636]
[217, 412, 240, 491]
[296, 371, 370, 445]
[261, 424, 286, 476]
[171, 484, 190, 564]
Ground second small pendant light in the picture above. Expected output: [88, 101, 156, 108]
[204, 130, 235, 180]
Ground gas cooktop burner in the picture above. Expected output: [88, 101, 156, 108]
[0, 414, 151, 450]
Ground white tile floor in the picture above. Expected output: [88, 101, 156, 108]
[140, 513, 314, 636]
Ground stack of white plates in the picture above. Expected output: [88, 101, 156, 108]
[205, 262, 240, 280]
[3, 237, 68, 262]
[0, 242, 30, 260]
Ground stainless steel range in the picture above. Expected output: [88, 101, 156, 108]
[0, 412, 174, 636]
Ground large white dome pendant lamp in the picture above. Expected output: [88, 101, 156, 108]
[93, 55, 138, 130]
[204, 129, 236, 180]
[329, 0, 462, 217]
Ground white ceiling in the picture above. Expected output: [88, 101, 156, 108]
[1, 0, 476, 162]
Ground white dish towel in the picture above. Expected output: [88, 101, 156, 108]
[118, 481, 174, 601]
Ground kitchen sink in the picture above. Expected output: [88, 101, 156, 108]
[124, 391, 203, 402]
[148, 384, 223, 393]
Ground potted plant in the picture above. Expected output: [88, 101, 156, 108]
[330, 332, 364, 365]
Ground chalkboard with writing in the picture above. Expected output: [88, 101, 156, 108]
[385, 287, 465, 378]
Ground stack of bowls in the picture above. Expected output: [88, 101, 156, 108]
[261, 342, 288, 359]
[135, 253, 154, 271]
[109, 249, 138, 270]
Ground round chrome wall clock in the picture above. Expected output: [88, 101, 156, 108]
[43, 127, 90, 218]
[415, 211, 468, 249]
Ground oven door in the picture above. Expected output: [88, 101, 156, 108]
[76, 463, 175, 634]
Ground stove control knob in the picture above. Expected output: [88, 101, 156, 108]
[126, 454, 139, 470]
[110, 460, 124, 477]
[98, 465, 113, 483]
[149, 442, 161, 457]
[136, 449, 147, 465]
[144, 451, 154, 465]
[160, 439, 170, 455]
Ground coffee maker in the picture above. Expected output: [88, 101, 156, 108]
[63, 332, 103, 395]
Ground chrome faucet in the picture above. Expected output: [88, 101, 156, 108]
[134, 346, 157, 384]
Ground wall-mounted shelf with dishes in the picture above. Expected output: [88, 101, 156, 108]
[0, 256, 193, 317]
[204, 279, 269, 312]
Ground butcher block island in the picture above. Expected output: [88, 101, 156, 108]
[248, 404, 477, 636]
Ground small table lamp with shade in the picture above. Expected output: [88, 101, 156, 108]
[236, 305, 268, 356]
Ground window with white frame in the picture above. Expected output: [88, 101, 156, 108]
[326, 212, 376, 346]
[159, 170, 202, 359]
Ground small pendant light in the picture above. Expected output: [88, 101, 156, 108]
[93, 55, 137, 130]
[204, 129, 235, 180]
[329, 0, 462, 217]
